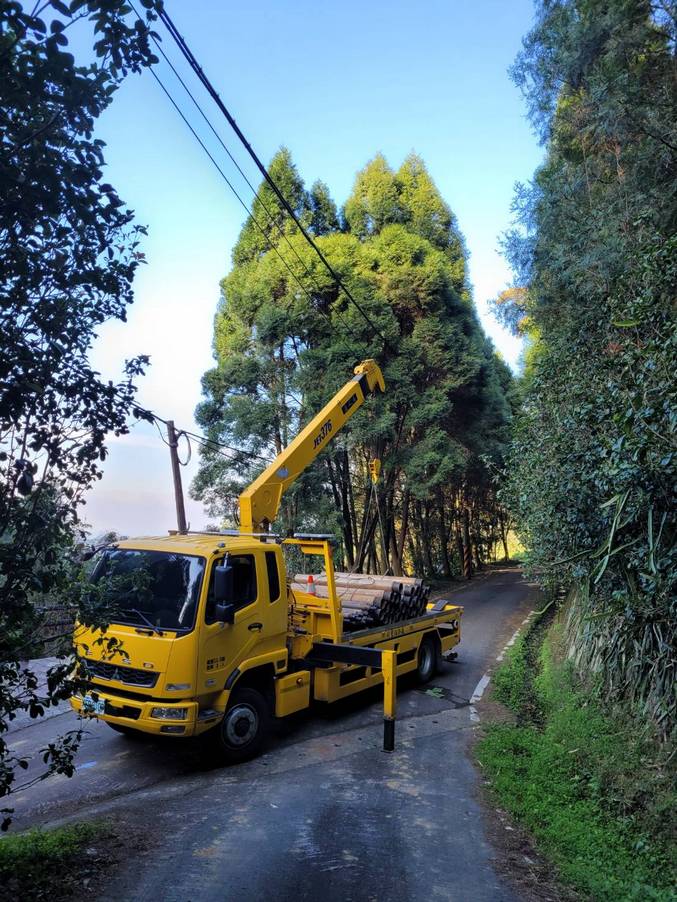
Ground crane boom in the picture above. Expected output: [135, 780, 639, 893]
[239, 360, 385, 532]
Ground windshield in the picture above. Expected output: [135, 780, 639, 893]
[94, 549, 206, 632]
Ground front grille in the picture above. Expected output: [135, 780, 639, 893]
[85, 660, 159, 689]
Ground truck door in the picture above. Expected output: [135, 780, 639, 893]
[198, 551, 271, 696]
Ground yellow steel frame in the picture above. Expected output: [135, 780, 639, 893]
[311, 609, 461, 701]
[284, 537, 343, 655]
[382, 649, 396, 719]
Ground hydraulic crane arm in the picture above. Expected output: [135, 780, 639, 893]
[239, 360, 385, 532]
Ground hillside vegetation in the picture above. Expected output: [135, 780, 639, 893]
[478, 2, 676, 896]
[495, 0, 675, 739]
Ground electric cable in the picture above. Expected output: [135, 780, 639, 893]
[155, 5, 393, 354]
[179, 428, 273, 464]
[143, 62, 362, 350]
[60, 363, 273, 470]
[129, 0, 351, 327]
[175, 430, 191, 466]
[129, 398, 272, 465]
[128, 1, 364, 351]
[149, 412, 171, 446]
[144, 67, 311, 305]
[68, 9, 385, 475]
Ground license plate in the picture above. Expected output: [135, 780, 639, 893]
[82, 694, 106, 716]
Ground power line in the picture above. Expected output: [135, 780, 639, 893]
[96, 8, 389, 473]
[156, 5, 393, 354]
[128, 2, 366, 352]
[143, 60, 365, 351]
[179, 428, 273, 464]
[129, 2, 346, 321]
[67, 359, 272, 468]
[144, 67, 314, 308]
[129, 399, 273, 465]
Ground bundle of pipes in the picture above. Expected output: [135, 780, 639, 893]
[292, 572, 431, 632]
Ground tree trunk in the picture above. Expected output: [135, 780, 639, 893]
[498, 510, 510, 561]
[462, 507, 473, 579]
[437, 492, 452, 577]
[396, 487, 410, 569]
[389, 531, 403, 576]
[326, 457, 354, 567]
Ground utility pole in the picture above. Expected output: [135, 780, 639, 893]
[166, 420, 187, 534]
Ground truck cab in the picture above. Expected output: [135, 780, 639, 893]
[72, 533, 291, 758]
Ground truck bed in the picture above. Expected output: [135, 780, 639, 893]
[306, 601, 463, 703]
[340, 604, 461, 644]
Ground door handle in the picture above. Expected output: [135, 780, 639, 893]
[248, 622, 263, 632]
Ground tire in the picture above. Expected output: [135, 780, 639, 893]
[433, 637, 444, 674]
[416, 635, 436, 684]
[211, 686, 271, 764]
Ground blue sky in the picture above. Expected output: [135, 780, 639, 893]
[85, 0, 543, 537]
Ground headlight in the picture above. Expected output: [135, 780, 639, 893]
[165, 683, 191, 691]
[151, 707, 188, 720]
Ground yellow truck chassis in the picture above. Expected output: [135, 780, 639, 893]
[72, 537, 461, 754]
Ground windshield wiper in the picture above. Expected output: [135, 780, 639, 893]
[120, 607, 164, 636]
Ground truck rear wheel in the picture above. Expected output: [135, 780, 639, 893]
[212, 686, 271, 764]
[416, 635, 436, 684]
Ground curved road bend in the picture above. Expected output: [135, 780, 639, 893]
[9, 567, 541, 901]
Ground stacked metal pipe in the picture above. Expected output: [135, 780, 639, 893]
[291, 572, 431, 632]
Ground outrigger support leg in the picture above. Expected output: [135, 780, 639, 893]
[382, 649, 397, 752]
[305, 642, 399, 751]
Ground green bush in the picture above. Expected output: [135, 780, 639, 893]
[491, 635, 530, 714]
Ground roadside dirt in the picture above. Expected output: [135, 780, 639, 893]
[3, 819, 153, 902]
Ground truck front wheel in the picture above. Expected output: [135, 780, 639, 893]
[212, 686, 271, 764]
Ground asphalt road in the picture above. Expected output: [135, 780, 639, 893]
[8, 567, 540, 901]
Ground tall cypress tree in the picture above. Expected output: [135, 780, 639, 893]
[194, 151, 514, 576]
[232, 147, 309, 266]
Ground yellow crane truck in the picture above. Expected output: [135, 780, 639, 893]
[71, 361, 462, 760]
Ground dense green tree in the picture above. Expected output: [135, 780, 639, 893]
[343, 154, 406, 239]
[498, 0, 675, 736]
[0, 0, 160, 827]
[397, 153, 467, 272]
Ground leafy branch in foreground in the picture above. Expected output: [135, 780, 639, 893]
[0, 0, 162, 828]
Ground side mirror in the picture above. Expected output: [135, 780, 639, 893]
[213, 563, 235, 624]
[214, 602, 236, 624]
[213, 564, 234, 603]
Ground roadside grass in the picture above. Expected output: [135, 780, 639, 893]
[478, 617, 676, 901]
[0, 821, 112, 900]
